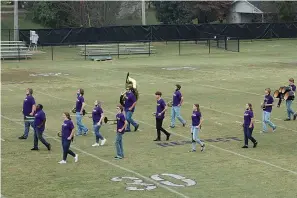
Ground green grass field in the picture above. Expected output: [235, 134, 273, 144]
[1, 40, 297, 198]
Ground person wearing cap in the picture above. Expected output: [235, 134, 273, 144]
[31, 104, 51, 151]
[19, 88, 36, 140]
[170, 84, 186, 128]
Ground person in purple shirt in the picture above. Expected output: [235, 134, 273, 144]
[75, 89, 88, 136]
[189, 104, 205, 152]
[19, 88, 36, 140]
[261, 88, 276, 133]
[124, 88, 139, 132]
[170, 84, 186, 128]
[115, 105, 127, 160]
[283, 78, 296, 121]
[242, 103, 258, 148]
[31, 104, 51, 151]
[154, 91, 171, 141]
[58, 112, 78, 164]
[90, 100, 106, 147]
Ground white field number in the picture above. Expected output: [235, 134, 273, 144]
[111, 173, 196, 191]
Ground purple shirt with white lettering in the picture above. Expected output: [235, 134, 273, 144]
[61, 120, 74, 140]
[124, 91, 136, 112]
[172, 90, 182, 106]
[34, 109, 46, 132]
[191, 110, 201, 126]
[156, 98, 166, 119]
[23, 95, 35, 116]
[92, 106, 103, 124]
[76, 96, 84, 112]
[263, 95, 274, 113]
[244, 110, 254, 128]
[290, 84, 296, 92]
[116, 113, 126, 132]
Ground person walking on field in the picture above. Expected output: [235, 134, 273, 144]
[170, 84, 186, 128]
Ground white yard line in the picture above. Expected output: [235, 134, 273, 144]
[6, 85, 297, 176]
[1, 115, 190, 198]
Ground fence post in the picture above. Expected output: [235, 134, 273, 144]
[149, 41, 151, 56]
[51, 45, 54, 61]
[117, 42, 120, 59]
[208, 39, 210, 54]
[84, 43, 86, 60]
[9, 29, 11, 41]
[18, 44, 20, 62]
[225, 36, 227, 51]
[178, 40, 181, 55]
[237, 38, 240, 52]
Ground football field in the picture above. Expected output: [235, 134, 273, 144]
[1, 40, 297, 198]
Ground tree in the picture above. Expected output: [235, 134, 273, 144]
[277, 1, 297, 22]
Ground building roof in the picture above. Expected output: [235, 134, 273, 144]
[249, 1, 278, 13]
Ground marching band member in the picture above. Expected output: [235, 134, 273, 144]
[124, 86, 139, 132]
[91, 100, 106, 147]
[19, 88, 36, 140]
[189, 104, 205, 152]
[31, 104, 51, 151]
[115, 105, 126, 159]
[170, 84, 186, 128]
[75, 89, 88, 136]
[154, 91, 171, 141]
[284, 78, 296, 121]
[58, 112, 78, 164]
[261, 88, 277, 133]
[242, 103, 258, 148]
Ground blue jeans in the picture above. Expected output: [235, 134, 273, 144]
[93, 124, 104, 143]
[191, 126, 203, 150]
[34, 128, 50, 149]
[286, 100, 295, 119]
[262, 111, 276, 132]
[62, 139, 76, 161]
[23, 119, 34, 138]
[125, 110, 138, 131]
[170, 106, 186, 127]
[76, 112, 88, 135]
[115, 133, 124, 158]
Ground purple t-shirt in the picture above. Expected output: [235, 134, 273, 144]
[263, 95, 274, 113]
[23, 95, 36, 116]
[92, 106, 103, 124]
[34, 109, 46, 132]
[244, 110, 254, 128]
[172, 91, 182, 106]
[61, 120, 74, 140]
[76, 96, 84, 112]
[116, 113, 126, 132]
[124, 91, 136, 112]
[156, 98, 166, 119]
[191, 111, 201, 126]
[290, 84, 296, 92]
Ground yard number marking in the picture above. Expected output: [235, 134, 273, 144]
[111, 173, 196, 191]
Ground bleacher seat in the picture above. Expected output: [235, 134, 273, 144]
[1, 41, 32, 60]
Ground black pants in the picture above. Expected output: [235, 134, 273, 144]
[62, 139, 76, 160]
[156, 118, 170, 139]
[34, 128, 50, 149]
[243, 126, 257, 146]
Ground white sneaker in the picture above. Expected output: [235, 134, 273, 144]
[74, 154, 78, 162]
[92, 143, 100, 147]
[100, 139, 107, 146]
[58, 160, 66, 164]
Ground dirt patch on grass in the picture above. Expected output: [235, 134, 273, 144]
[1, 69, 36, 84]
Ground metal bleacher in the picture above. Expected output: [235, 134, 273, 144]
[1, 41, 32, 60]
[78, 43, 155, 57]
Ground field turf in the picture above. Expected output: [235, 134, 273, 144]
[1, 40, 297, 198]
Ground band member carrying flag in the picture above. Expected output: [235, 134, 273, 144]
[19, 88, 36, 140]
[261, 88, 276, 133]
[170, 84, 186, 128]
[31, 104, 51, 151]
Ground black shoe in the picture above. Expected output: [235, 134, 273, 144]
[166, 134, 171, 141]
[134, 124, 139, 132]
[183, 123, 186, 127]
[19, 135, 27, 140]
[253, 141, 258, 148]
[169, 125, 175, 128]
[201, 144, 205, 152]
[47, 144, 51, 151]
[125, 129, 131, 132]
[242, 145, 248, 148]
[293, 114, 297, 120]
[188, 150, 196, 152]
[284, 118, 291, 121]
[31, 147, 39, 151]
[153, 138, 161, 141]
